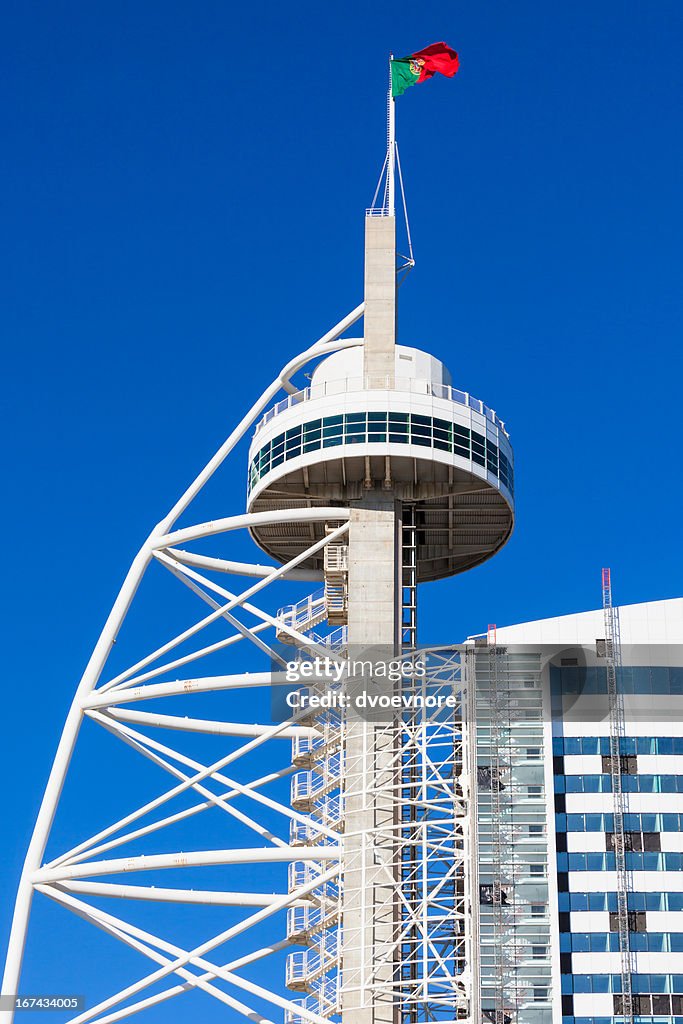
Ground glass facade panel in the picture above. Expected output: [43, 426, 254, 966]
[248, 411, 514, 495]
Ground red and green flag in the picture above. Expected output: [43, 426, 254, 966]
[391, 42, 459, 98]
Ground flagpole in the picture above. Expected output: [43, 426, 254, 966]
[387, 53, 395, 216]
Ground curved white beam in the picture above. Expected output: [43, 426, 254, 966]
[1, 311, 362, 1021]
[156, 308, 364, 534]
[156, 506, 349, 550]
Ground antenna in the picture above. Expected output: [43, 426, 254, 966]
[368, 56, 414, 274]
[387, 54, 396, 216]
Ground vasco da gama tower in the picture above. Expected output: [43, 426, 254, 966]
[4, 43, 683, 1024]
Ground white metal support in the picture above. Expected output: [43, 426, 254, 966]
[0, 311, 363, 1024]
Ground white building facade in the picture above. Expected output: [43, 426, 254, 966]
[484, 598, 683, 1024]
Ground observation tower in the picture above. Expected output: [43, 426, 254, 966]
[2, 62, 514, 1024]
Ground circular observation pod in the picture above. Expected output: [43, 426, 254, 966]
[246, 346, 514, 582]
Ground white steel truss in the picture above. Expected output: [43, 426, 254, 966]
[1, 306, 474, 1024]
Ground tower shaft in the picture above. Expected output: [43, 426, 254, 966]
[363, 215, 396, 387]
[343, 159, 400, 1022]
[342, 499, 401, 1024]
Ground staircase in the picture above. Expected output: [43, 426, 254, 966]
[276, 589, 328, 644]
[275, 532, 349, 643]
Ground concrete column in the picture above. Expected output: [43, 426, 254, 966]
[363, 216, 396, 388]
[342, 496, 400, 1024]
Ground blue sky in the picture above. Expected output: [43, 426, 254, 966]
[1, 0, 682, 1018]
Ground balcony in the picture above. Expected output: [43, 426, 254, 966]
[253, 375, 508, 439]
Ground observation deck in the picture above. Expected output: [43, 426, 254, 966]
[246, 344, 514, 581]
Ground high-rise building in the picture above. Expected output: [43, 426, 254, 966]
[480, 597, 683, 1024]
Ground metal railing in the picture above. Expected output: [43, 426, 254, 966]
[309, 625, 348, 650]
[287, 903, 340, 943]
[286, 932, 340, 988]
[253, 376, 508, 438]
[284, 977, 340, 1024]
[292, 723, 342, 766]
[288, 862, 339, 900]
[289, 797, 344, 845]
[276, 589, 327, 635]
[291, 757, 342, 809]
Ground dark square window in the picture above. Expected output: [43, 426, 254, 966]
[602, 754, 637, 774]
[607, 831, 639, 852]
[643, 832, 661, 851]
[609, 910, 647, 932]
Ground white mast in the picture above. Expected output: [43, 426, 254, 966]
[387, 54, 395, 216]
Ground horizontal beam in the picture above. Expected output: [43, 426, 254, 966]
[105, 708, 317, 738]
[52, 881, 309, 906]
[82, 672, 290, 708]
[165, 547, 322, 582]
[34, 846, 341, 883]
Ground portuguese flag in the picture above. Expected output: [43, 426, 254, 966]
[391, 42, 460, 98]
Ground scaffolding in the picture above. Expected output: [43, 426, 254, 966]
[467, 637, 553, 1024]
[601, 568, 634, 1024]
[397, 646, 469, 1023]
